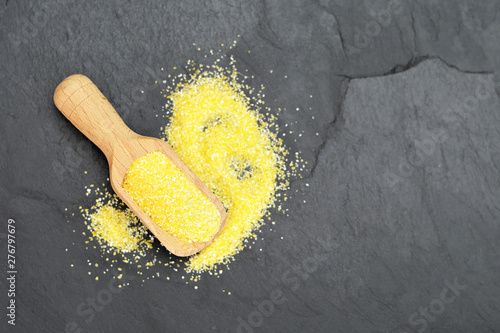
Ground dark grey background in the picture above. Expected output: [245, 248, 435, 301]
[1, 0, 500, 332]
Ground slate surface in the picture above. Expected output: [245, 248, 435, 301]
[1, 1, 499, 332]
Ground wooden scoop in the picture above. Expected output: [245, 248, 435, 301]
[54, 74, 227, 257]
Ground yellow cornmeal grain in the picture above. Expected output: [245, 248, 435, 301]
[165, 69, 287, 272]
[87, 197, 152, 253]
[78, 51, 295, 280]
[123, 151, 222, 243]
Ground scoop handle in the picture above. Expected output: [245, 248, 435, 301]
[54, 74, 135, 159]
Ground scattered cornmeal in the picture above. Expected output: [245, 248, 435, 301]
[78, 49, 299, 281]
[164, 68, 287, 272]
[123, 151, 222, 243]
[86, 194, 152, 253]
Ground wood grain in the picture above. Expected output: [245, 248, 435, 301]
[54, 74, 227, 257]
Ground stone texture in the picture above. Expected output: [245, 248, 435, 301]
[1, 0, 499, 332]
